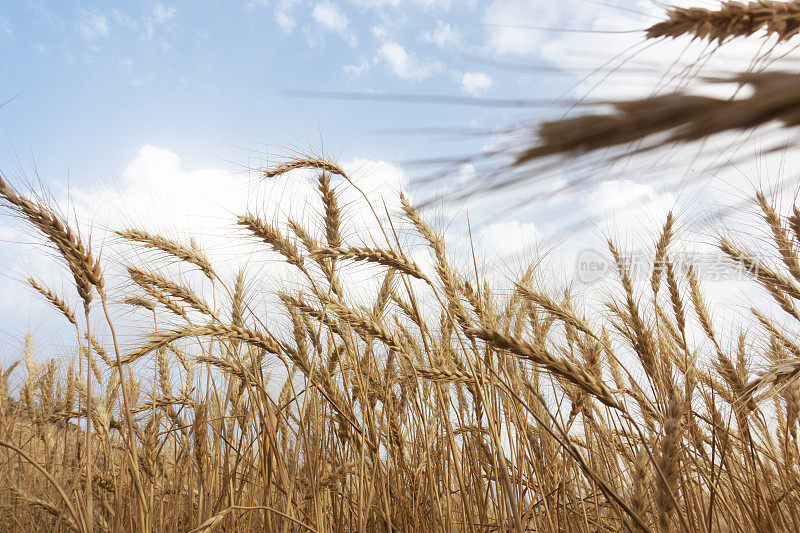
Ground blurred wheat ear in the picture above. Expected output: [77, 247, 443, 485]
[513, 72, 800, 168]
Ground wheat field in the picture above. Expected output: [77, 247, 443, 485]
[3, 2, 800, 532]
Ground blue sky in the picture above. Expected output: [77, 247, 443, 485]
[2, 0, 799, 358]
[0, 0, 589, 183]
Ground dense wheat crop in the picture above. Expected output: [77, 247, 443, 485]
[3, 1, 800, 532]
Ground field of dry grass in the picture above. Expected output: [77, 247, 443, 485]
[3, 1, 800, 532]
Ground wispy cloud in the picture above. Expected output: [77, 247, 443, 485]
[344, 56, 370, 76]
[0, 16, 12, 36]
[111, 8, 138, 30]
[312, 1, 356, 45]
[249, 0, 301, 34]
[313, 1, 348, 31]
[421, 21, 461, 49]
[275, 11, 296, 32]
[377, 40, 441, 80]
[581, 179, 675, 239]
[145, 3, 177, 40]
[78, 12, 109, 41]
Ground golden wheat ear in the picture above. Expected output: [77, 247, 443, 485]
[27, 277, 78, 328]
[263, 157, 347, 179]
[647, 1, 800, 44]
[116, 229, 215, 281]
[0, 176, 102, 307]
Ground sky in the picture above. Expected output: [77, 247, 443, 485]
[0, 0, 589, 181]
[2, 0, 800, 363]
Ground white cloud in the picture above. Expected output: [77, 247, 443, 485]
[312, 1, 356, 44]
[371, 25, 389, 40]
[275, 11, 296, 32]
[78, 13, 108, 41]
[454, 163, 476, 184]
[582, 180, 674, 242]
[461, 71, 493, 96]
[111, 8, 138, 30]
[378, 41, 440, 80]
[0, 16, 12, 35]
[422, 21, 460, 49]
[344, 57, 370, 75]
[256, 0, 301, 34]
[478, 220, 538, 257]
[313, 1, 348, 30]
[145, 3, 176, 40]
[152, 3, 177, 24]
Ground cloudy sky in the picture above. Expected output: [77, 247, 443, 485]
[0, 0, 599, 180]
[1, 0, 799, 359]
